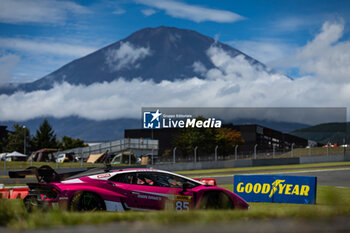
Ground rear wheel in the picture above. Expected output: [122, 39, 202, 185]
[199, 191, 234, 209]
[69, 192, 105, 211]
[23, 195, 39, 212]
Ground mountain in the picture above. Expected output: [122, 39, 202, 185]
[1, 117, 140, 142]
[0, 117, 310, 143]
[230, 119, 310, 133]
[0, 26, 271, 94]
[290, 122, 350, 144]
[0, 26, 290, 141]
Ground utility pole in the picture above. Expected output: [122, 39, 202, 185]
[23, 125, 26, 155]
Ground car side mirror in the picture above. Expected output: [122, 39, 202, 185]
[182, 182, 190, 193]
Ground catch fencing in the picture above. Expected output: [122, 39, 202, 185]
[156, 146, 349, 164]
[55, 138, 159, 159]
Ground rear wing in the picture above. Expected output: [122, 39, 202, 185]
[9, 165, 61, 183]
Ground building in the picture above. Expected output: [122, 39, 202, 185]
[124, 124, 308, 156]
[225, 124, 308, 153]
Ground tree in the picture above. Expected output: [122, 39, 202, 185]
[32, 119, 58, 150]
[3, 124, 31, 154]
[173, 116, 217, 157]
[215, 128, 244, 156]
[173, 117, 245, 158]
[58, 136, 88, 150]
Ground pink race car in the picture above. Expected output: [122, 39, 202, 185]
[9, 165, 249, 211]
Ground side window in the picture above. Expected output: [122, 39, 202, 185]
[109, 173, 136, 184]
[159, 173, 200, 189]
[146, 172, 198, 188]
[135, 172, 157, 186]
[109, 172, 200, 189]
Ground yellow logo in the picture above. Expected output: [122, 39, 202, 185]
[269, 179, 285, 198]
[236, 180, 310, 197]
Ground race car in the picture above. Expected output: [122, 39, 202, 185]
[9, 165, 249, 212]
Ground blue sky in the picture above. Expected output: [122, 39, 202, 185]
[0, 0, 349, 83]
[1, 0, 350, 124]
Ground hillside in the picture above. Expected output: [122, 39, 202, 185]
[290, 122, 350, 144]
[0, 26, 272, 94]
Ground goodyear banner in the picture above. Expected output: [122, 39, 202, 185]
[234, 175, 317, 204]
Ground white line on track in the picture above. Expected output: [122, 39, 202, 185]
[195, 167, 350, 178]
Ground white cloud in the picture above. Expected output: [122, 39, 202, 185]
[105, 42, 152, 71]
[272, 17, 314, 33]
[1, 21, 350, 122]
[192, 61, 207, 74]
[0, 54, 20, 86]
[113, 8, 126, 15]
[141, 8, 156, 16]
[135, 0, 244, 23]
[0, 0, 90, 24]
[274, 21, 350, 83]
[0, 37, 97, 57]
[228, 40, 296, 64]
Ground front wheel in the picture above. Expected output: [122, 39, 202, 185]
[69, 192, 106, 211]
[199, 191, 234, 209]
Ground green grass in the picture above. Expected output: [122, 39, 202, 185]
[1, 185, 350, 230]
[279, 147, 349, 158]
[176, 161, 350, 175]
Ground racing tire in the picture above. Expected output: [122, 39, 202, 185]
[69, 192, 106, 212]
[23, 194, 48, 212]
[199, 191, 234, 210]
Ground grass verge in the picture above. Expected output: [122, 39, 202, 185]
[1, 185, 349, 230]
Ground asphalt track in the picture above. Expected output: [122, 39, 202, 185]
[2, 164, 350, 187]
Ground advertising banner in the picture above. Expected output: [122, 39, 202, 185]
[233, 175, 317, 204]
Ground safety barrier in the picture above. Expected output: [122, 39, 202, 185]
[233, 175, 317, 204]
[0, 187, 29, 199]
[0, 188, 11, 199]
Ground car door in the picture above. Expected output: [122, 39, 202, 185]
[130, 171, 196, 211]
[108, 171, 196, 211]
[107, 172, 165, 210]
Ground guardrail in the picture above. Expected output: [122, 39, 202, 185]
[55, 138, 159, 158]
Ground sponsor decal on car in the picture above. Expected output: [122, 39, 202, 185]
[136, 194, 162, 201]
[97, 173, 111, 179]
[174, 195, 192, 211]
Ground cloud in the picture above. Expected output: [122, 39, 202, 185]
[0, 37, 97, 57]
[135, 0, 244, 23]
[273, 20, 350, 83]
[271, 17, 317, 33]
[0, 0, 90, 25]
[105, 42, 152, 71]
[113, 8, 126, 15]
[192, 61, 207, 75]
[227, 39, 296, 64]
[0, 54, 20, 86]
[141, 9, 156, 16]
[1, 21, 350, 122]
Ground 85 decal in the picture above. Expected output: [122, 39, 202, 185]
[174, 195, 192, 211]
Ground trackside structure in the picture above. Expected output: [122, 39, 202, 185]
[54, 138, 158, 159]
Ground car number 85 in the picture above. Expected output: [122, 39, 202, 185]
[175, 201, 189, 211]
